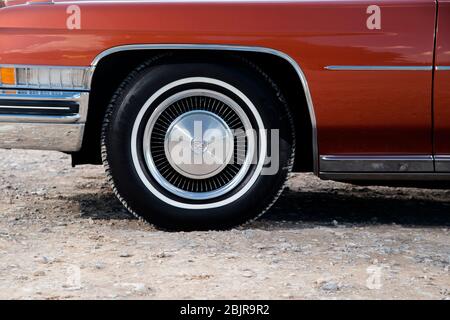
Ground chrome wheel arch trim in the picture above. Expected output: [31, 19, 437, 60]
[90, 43, 318, 174]
[130, 77, 267, 210]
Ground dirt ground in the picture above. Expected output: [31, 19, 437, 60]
[0, 149, 449, 300]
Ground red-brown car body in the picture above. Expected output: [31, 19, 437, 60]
[0, 0, 448, 178]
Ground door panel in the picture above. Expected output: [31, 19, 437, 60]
[434, 0, 450, 171]
[310, 0, 436, 161]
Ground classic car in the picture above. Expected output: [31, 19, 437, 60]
[0, 0, 448, 230]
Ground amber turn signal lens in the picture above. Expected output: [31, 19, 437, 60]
[0, 67, 16, 85]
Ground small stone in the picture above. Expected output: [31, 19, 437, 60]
[33, 270, 46, 277]
[271, 259, 281, 264]
[133, 283, 147, 293]
[119, 252, 132, 258]
[38, 256, 50, 264]
[252, 243, 268, 250]
[320, 281, 340, 292]
[241, 269, 256, 278]
[155, 252, 171, 258]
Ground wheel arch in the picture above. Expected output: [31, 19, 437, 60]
[73, 45, 317, 174]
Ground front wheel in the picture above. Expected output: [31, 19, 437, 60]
[101, 57, 295, 230]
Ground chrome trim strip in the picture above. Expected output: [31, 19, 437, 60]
[0, 65, 87, 70]
[435, 66, 450, 71]
[0, 114, 80, 123]
[90, 44, 319, 174]
[0, 123, 84, 152]
[57, 0, 307, 3]
[0, 105, 71, 110]
[320, 172, 450, 181]
[324, 66, 433, 71]
[320, 155, 434, 172]
[0, 89, 86, 101]
[435, 155, 450, 172]
[26, 1, 55, 5]
[0, 90, 89, 123]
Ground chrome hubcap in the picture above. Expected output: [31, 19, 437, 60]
[131, 78, 268, 208]
[164, 110, 234, 180]
[141, 88, 257, 201]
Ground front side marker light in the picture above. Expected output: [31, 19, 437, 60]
[0, 67, 16, 86]
[0, 66, 90, 90]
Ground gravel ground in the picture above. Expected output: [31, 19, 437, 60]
[0, 149, 449, 300]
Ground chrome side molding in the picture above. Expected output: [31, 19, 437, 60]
[435, 156, 450, 172]
[435, 66, 450, 71]
[325, 65, 450, 71]
[320, 155, 434, 173]
[319, 155, 450, 180]
[324, 65, 433, 71]
[320, 172, 450, 181]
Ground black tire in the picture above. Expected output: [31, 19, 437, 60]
[101, 56, 295, 231]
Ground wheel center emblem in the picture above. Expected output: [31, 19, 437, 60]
[191, 138, 208, 154]
[164, 110, 234, 180]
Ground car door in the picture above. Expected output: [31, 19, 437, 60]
[434, 0, 450, 171]
[315, 0, 437, 174]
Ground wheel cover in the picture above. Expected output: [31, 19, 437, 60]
[164, 110, 234, 180]
[143, 89, 254, 200]
[131, 77, 267, 209]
